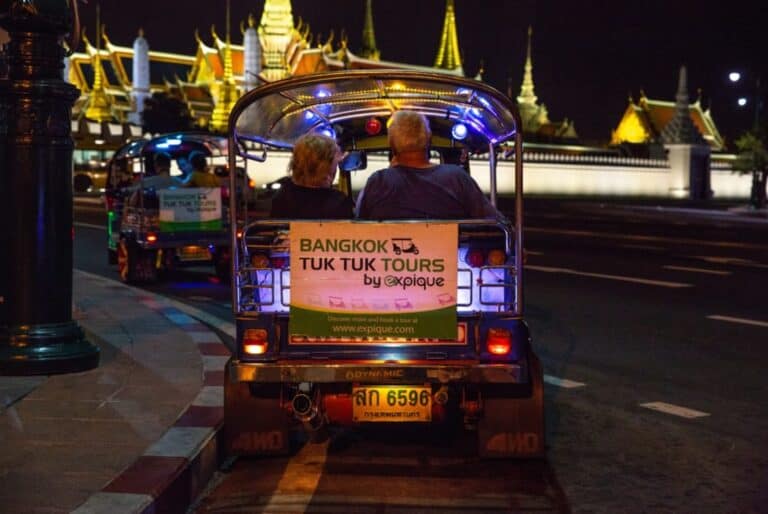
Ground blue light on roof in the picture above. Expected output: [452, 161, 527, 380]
[451, 122, 468, 140]
[315, 89, 330, 98]
[155, 138, 181, 149]
[305, 111, 316, 121]
[318, 126, 336, 139]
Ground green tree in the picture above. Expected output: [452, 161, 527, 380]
[141, 92, 195, 135]
[733, 129, 768, 209]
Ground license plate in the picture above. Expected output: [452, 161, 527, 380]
[352, 386, 432, 422]
[178, 245, 210, 261]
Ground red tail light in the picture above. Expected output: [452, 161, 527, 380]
[248, 179, 256, 189]
[243, 328, 268, 355]
[146, 233, 158, 244]
[464, 249, 485, 267]
[487, 328, 512, 355]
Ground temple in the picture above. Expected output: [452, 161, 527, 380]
[65, 0, 465, 131]
[611, 87, 724, 151]
[512, 27, 577, 141]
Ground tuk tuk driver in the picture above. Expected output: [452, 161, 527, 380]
[355, 110, 500, 220]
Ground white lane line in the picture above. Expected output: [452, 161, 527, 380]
[621, 244, 665, 251]
[527, 227, 768, 251]
[74, 221, 105, 230]
[543, 374, 586, 388]
[663, 265, 732, 276]
[707, 315, 768, 328]
[690, 255, 768, 269]
[262, 439, 330, 513]
[640, 402, 709, 419]
[527, 265, 692, 288]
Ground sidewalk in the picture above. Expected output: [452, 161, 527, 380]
[0, 271, 230, 514]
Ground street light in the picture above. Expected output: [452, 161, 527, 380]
[728, 70, 762, 129]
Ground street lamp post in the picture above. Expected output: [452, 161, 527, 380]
[0, 1, 100, 374]
[728, 71, 763, 131]
[728, 70, 765, 208]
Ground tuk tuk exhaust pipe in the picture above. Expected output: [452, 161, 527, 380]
[291, 392, 327, 441]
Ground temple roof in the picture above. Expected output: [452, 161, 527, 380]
[661, 66, 706, 146]
[611, 88, 724, 150]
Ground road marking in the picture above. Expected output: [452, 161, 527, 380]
[543, 374, 586, 388]
[663, 265, 732, 276]
[527, 227, 768, 251]
[74, 221, 105, 230]
[262, 439, 329, 513]
[640, 402, 709, 419]
[527, 265, 692, 288]
[690, 255, 768, 269]
[622, 244, 665, 251]
[707, 315, 768, 328]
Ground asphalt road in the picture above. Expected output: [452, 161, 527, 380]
[74, 196, 768, 514]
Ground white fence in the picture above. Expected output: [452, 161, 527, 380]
[247, 151, 753, 199]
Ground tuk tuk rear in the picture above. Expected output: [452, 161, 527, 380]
[225, 71, 543, 458]
[104, 132, 251, 283]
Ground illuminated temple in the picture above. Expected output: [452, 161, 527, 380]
[64, 0, 580, 142]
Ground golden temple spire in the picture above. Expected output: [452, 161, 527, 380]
[210, 0, 240, 132]
[259, 0, 295, 81]
[360, 0, 380, 61]
[85, 3, 112, 122]
[433, 0, 463, 73]
[517, 26, 537, 107]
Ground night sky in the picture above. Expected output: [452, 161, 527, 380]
[77, 0, 766, 146]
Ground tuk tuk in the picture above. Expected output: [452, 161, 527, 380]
[104, 132, 249, 283]
[224, 70, 543, 458]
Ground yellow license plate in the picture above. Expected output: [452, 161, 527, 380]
[352, 386, 432, 422]
[178, 245, 210, 261]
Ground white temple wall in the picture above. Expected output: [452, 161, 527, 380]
[242, 151, 752, 199]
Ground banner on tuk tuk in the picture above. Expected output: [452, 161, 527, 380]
[159, 188, 222, 232]
[289, 222, 458, 340]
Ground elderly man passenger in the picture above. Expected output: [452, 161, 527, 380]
[355, 110, 500, 220]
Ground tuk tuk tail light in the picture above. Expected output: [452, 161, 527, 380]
[243, 329, 268, 355]
[250, 254, 270, 268]
[248, 179, 256, 189]
[464, 249, 485, 268]
[146, 233, 158, 244]
[487, 249, 506, 266]
[487, 328, 512, 355]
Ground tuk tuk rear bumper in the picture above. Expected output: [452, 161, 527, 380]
[229, 359, 524, 384]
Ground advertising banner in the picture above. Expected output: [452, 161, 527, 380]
[290, 222, 458, 339]
[159, 188, 222, 232]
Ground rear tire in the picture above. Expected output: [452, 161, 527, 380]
[117, 237, 158, 284]
[73, 174, 92, 193]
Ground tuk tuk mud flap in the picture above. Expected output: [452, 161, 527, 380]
[478, 351, 545, 458]
[224, 364, 291, 456]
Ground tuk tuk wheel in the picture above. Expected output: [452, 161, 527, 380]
[117, 237, 158, 284]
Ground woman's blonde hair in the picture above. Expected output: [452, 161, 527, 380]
[289, 133, 340, 187]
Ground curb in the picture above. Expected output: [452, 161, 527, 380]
[72, 272, 231, 514]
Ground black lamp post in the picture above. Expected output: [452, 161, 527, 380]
[0, 0, 99, 374]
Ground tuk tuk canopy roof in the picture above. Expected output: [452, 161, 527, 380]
[113, 132, 228, 161]
[230, 70, 520, 153]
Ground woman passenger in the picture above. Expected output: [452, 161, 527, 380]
[270, 133, 353, 219]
